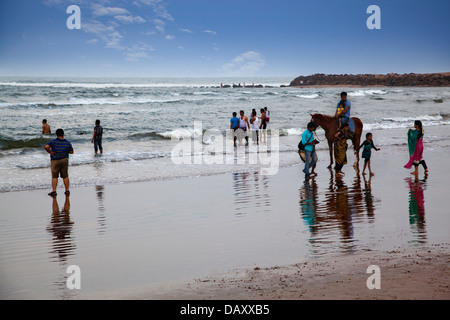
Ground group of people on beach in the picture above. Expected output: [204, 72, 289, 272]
[230, 106, 270, 147]
[301, 91, 428, 179]
[42, 119, 103, 197]
[42, 90, 429, 197]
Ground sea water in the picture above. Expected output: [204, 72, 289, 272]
[0, 76, 449, 192]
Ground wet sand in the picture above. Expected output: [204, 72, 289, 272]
[0, 136, 449, 300]
[139, 245, 449, 300]
[131, 144, 450, 300]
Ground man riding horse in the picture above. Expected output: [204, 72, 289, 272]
[310, 91, 363, 169]
[335, 91, 352, 131]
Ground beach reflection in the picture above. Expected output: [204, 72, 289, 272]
[232, 171, 270, 216]
[47, 195, 75, 263]
[46, 195, 79, 299]
[96, 185, 107, 235]
[406, 176, 427, 243]
[300, 170, 380, 255]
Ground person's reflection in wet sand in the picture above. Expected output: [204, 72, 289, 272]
[406, 175, 427, 243]
[96, 185, 107, 235]
[300, 176, 319, 233]
[47, 194, 78, 299]
[47, 194, 75, 263]
[232, 171, 270, 216]
[333, 173, 354, 242]
[362, 174, 376, 220]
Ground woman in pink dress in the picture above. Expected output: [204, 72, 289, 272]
[404, 120, 428, 175]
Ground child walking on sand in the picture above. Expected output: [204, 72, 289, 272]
[357, 132, 380, 176]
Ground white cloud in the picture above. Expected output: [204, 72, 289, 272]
[165, 35, 175, 40]
[82, 21, 124, 50]
[179, 28, 194, 33]
[92, 4, 129, 16]
[152, 19, 166, 33]
[114, 15, 146, 24]
[132, 0, 174, 21]
[125, 43, 155, 62]
[222, 51, 266, 76]
[203, 30, 217, 35]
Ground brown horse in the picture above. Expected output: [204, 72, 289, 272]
[310, 113, 363, 169]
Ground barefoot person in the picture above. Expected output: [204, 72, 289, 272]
[91, 119, 103, 155]
[42, 119, 51, 134]
[333, 123, 353, 175]
[357, 132, 380, 176]
[250, 110, 259, 145]
[44, 128, 74, 197]
[302, 122, 319, 179]
[238, 110, 250, 146]
[259, 108, 267, 143]
[230, 112, 239, 147]
[404, 120, 428, 175]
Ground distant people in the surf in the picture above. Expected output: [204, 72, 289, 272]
[238, 110, 250, 146]
[44, 128, 74, 197]
[301, 121, 319, 179]
[250, 110, 259, 145]
[259, 108, 267, 143]
[91, 119, 103, 155]
[333, 123, 353, 175]
[335, 91, 351, 129]
[42, 119, 51, 134]
[357, 132, 380, 176]
[264, 107, 270, 123]
[404, 120, 428, 175]
[230, 112, 240, 147]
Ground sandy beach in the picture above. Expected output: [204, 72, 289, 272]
[139, 245, 449, 300]
[1, 124, 449, 301]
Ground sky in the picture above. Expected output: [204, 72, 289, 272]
[0, 0, 449, 78]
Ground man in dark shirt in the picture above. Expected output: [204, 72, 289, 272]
[91, 119, 103, 155]
[45, 128, 74, 197]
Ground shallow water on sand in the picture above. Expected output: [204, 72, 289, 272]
[0, 145, 448, 299]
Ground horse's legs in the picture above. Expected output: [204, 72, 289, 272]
[353, 138, 360, 168]
[327, 140, 333, 169]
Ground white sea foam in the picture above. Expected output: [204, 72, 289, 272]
[348, 89, 387, 97]
[296, 93, 319, 99]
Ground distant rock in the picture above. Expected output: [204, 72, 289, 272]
[289, 72, 450, 87]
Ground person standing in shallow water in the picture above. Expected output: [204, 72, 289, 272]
[302, 122, 319, 179]
[91, 119, 103, 155]
[404, 120, 428, 175]
[42, 119, 51, 134]
[357, 132, 380, 176]
[44, 128, 74, 197]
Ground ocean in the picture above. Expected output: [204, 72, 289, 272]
[1, 77, 449, 192]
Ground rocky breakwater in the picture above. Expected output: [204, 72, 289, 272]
[290, 73, 450, 87]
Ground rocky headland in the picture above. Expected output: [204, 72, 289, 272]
[289, 72, 450, 87]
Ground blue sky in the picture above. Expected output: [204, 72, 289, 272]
[0, 0, 449, 78]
